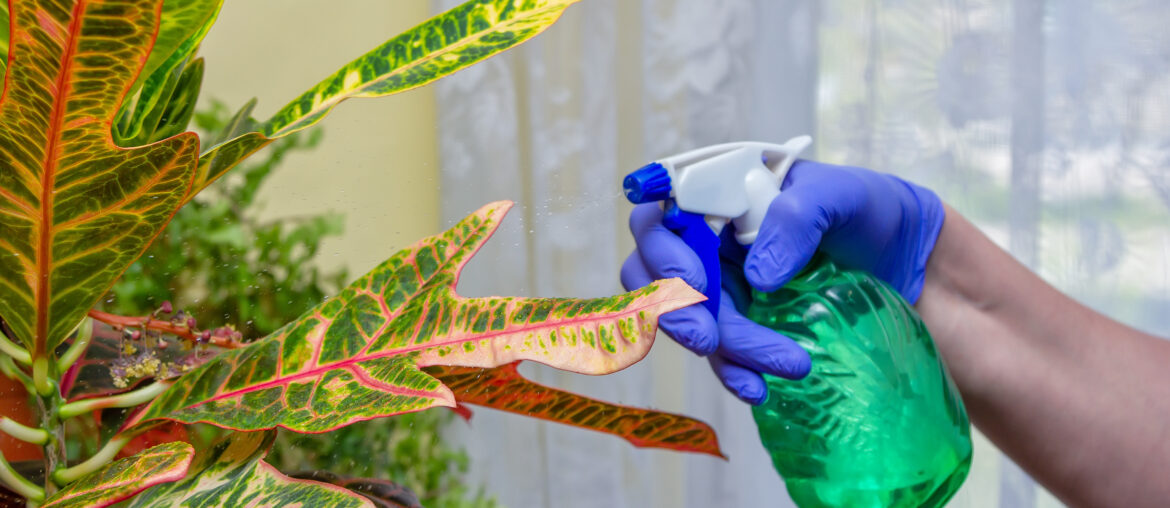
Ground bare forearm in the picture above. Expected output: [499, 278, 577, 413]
[917, 205, 1170, 507]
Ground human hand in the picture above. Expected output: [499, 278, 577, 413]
[741, 159, 945, 303]
[620, 160, 945, 404]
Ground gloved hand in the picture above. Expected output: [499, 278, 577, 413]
[620, 159, 946, 404]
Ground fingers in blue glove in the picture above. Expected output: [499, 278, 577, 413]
[743, 167, 844, 292]
[709, 355, 767, 405]
[714, 289, 811, 381]
[621, 251, 718, 355]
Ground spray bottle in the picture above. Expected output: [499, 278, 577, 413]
[623, 137, 972, 508]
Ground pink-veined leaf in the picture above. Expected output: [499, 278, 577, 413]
[127, 431, 371, 507]
[124, 201, 703, 433]
[429, 362, 725, 458]
[0, 0, 198, 362]
[41, 442, 193, 508]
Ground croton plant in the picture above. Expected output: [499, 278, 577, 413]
[0, 0, 723, 506]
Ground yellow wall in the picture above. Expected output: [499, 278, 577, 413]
[197, 1, 438, 276]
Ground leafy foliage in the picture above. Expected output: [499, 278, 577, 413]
[190, 0, 585, 201]
[272, 412, 496, 508]
[124, 202, 702, 432]
[0, 0, 198, 360]
[110, 100, 346, 340]
[118, 102, 493, 507]
[41, 442, 193, 508]
[127, 431, 369, 507]
[0, 1, 724, 506]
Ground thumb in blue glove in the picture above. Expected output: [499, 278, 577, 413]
[744, 160, 945, 303]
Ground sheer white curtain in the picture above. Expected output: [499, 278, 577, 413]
[435, 1, 1170, 506]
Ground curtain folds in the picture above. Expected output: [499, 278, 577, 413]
[436, 1, 1170, 506]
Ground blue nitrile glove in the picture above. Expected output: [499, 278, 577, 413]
[620, 159, 945, 404]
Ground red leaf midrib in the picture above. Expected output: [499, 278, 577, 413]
[35, 0, 88, 360]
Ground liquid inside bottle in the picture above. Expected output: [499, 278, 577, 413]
[746, 255, 972, 508]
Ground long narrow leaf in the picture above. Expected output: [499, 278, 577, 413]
[124, 201, 703, 433]
[430, 363, 726, 458]
[0, 0, 198, 361]
[41, 442, 193, 508]
[128, 431, 371, 507]
[189, 0, 581, 200]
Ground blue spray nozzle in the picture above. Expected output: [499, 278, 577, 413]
[623, 162, 672, 204]
[662, 202, 721, 317]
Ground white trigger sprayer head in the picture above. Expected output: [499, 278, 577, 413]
[625, 136, 812, 245]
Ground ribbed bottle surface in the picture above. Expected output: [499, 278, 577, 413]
[746, 256, 972, 508]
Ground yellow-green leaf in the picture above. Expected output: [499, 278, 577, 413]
[0, 0, 198, 362]
[124, 202, 703, 434]
[127, 431, 371, 507]
[190, 0, 581, 200]
[41, 442, 193, 508]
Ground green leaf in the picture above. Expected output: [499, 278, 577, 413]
[429, 362, 726, 458]
[128, 431, 371, 507]
[189, 0, 582, 200]
[0, 0, 199, 362]
[113, 0, 221, 144]
[41, 442, 194, 508]
[114, 55, 205, 146]
[124, 201, 703, 433]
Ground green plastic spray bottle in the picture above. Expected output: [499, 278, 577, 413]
[623, 137, 972, 507]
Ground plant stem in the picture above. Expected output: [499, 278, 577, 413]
[56, 318, 92, 373]
[87, 309, 246, 350]
[0, 418, 49, 446]
[51, 435, 131, 485]
[36, 390, 65, 497]
[57, 381, 171, 419]
[0, 356, 35, 394]
[0, 330, 30, 365]
[31, 358, 52, 397]
[0, 449, 44, 503]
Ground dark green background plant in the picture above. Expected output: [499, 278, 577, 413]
[107, 102, 496, 508]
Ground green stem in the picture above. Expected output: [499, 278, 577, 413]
[0, 449, 44, 502]
[31, 358, 52, 397]
[0, 329, 30, 366]
[52, 435, 131, 485]
[37, 389, 65, 497]
[56, 318, 92, 373]
[0, 356, 34, 394]
[57, 381, 171, 419]
[0, 418, 49, 446]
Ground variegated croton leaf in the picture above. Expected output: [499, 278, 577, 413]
[124, 201, 704, 434]
[289, 471, 422, 508]
[429, 362, 725, 458]
[40, 442, 193, 508]
[127, 431, 371, 508]
[192, 0, 583, 201]
[0, 0, 199, 363]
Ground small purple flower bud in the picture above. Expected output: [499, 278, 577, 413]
[129, 330, 141, 340]
[159, 301, 173, 314]
[198, 330, 211, 344]
[187, 317, 197, 329]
